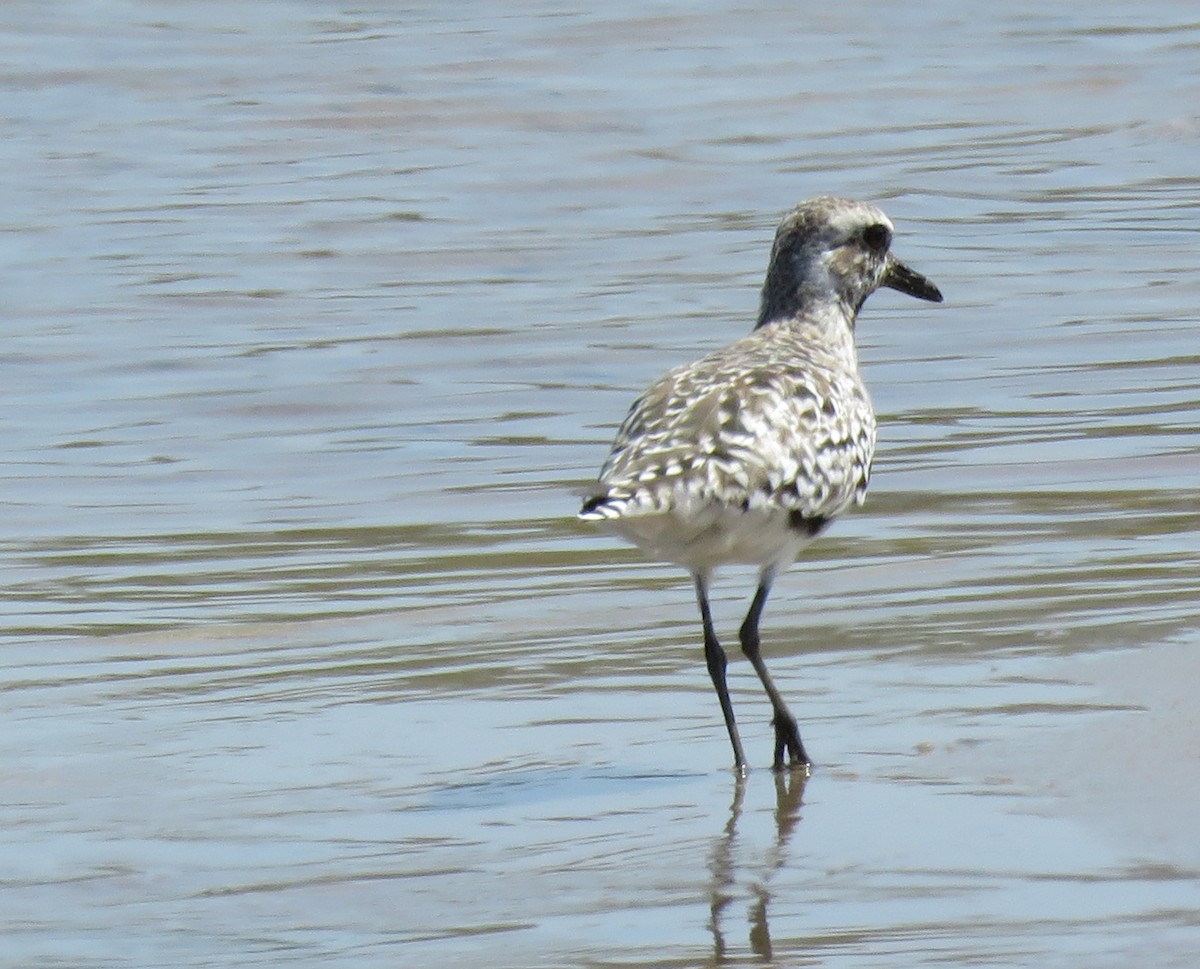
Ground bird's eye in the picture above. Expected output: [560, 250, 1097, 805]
[862, 223, 891, 252]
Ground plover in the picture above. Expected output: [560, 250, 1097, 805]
[580, 196, 943, 772]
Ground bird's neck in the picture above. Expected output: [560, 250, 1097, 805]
[755, 274, 862, 335]
[755, 304, 861, 365]
[756, 292, 857, 329]
[756, 255, 863, 331]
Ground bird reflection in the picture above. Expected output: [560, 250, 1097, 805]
[707, 768, 807, 963]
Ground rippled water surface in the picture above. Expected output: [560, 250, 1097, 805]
[4, 2, 1200, 966]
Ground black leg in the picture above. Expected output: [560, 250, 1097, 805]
[739, 578, 809, 771]
[695, 574, 747, 772]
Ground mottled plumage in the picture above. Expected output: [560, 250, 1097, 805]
[580, 196, 943, 772]
[582, 317, 874, 574]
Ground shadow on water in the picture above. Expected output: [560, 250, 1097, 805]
[708, 771, 806, 965]
[395, 756, 816, 967]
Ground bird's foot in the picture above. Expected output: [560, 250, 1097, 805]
[771, 713, 811, 774]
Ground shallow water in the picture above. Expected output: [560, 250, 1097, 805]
[3, 2, 1200, 966]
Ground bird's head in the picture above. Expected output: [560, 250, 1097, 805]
[758, 196, 942, 327]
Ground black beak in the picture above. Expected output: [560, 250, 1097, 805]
[883, 256, 943, 303]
